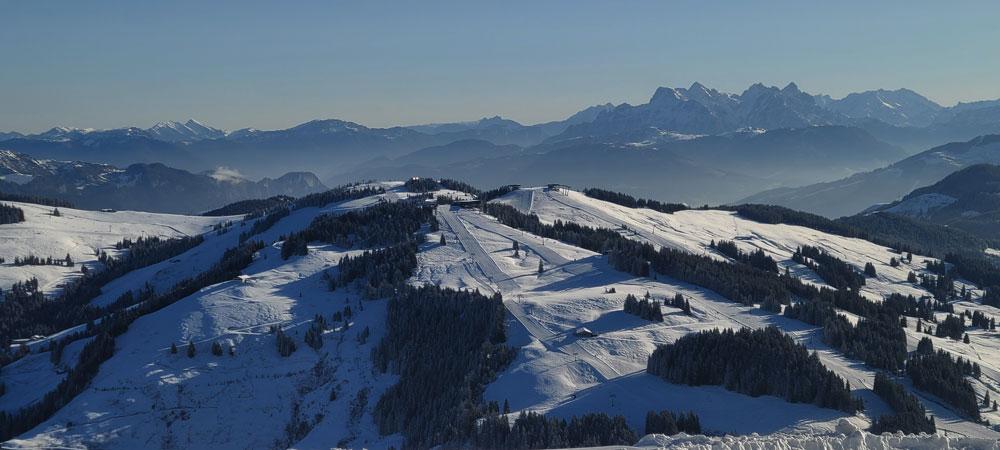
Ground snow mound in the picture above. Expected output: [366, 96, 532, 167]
[635, 420, 998, 449]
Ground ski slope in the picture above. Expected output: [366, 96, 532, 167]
[423, 204, 999, 438]
[495, 187, 952, 302]
[494, 188, 1000, 428]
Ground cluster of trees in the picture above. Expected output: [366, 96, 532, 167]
[372, 285, 516, 448]
[666, 293, 692, 315]
[582, 188, 688, 214]
[403, 177, 440, 192]
[822, 312, 908, 371]
[330, 243, 418, 299]
[907, 350, 981, 421]
[985, 287, 1000, 308]
[883, 293, 945, 322]
[647, 327, 863, 413]
[282, 202, 433, 259]
[239, 207, 289, 243]
[437, 179, 480, 196]
[203, 195, 294, 217]
[11, 254, 73, 267]
[919, 273, 956, 301]
[294, 184, 384, 210]
[726, 204, 860, 237]
[792, 245, 865, 290]
[623, 293, 663, 322]
[644, 410, 701, 435]
[472, 410, 637, 450]
[102, 236, 204, 277]
[0, 203, 25, 225]
[969, 311, 996, 330]
[0, 192, 73, 208]
[870, 373, 936, 435]
[304, 316, 326, 350]
[275, 327, 297, 357]
[711, 240, 778, 272]
[935, 314, 966, 340]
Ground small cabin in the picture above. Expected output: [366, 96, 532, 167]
[575, 327, 597, 338]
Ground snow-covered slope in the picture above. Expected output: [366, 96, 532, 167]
[4, 182, 999, 449]
[0, 202, 231, 294]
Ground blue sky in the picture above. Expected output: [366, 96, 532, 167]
[2, 0, 998, 133]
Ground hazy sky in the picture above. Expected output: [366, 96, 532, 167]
[3, 0, 999, 133]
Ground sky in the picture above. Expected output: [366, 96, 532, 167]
[2, 0, 999, 133]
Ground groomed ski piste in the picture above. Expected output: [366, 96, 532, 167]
[2, 182, 999, 449]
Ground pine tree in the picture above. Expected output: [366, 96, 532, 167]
[984, 391, 992, 407]
[211, 341, 223, 356]
[51, 208, 61, 217]
[186, 340, 196, 358]
[503, 399, 511, 414]
[963, 333, 970, 344]
[439, 234, 446, 246]
[170, 342, 178, 354]
[538, 260, 544, 274]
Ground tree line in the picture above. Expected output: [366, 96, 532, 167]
[293, 183, 385, 210]
[870, 372, 936, 435]
[711, 239, 778, 273]
[0, 203, 25, 225]
[331, 243, 418, 299]
[907, 348, 981, 421]
[582, 188, 688, 214]
[623, 292, 664, 322]
[792, 245, 866, 290]
[239, 206, 289, 243]
[281, 202, 433, 259]
[373, 285, 516, 449]
[0, 191, 73, 208]
[647, 327, 864, 413]
[0, 235, 204, 348]
[203, 195, 294, 217]
[471, 410, 639, 449]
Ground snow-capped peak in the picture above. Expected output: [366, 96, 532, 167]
[147, 119, 225, 142]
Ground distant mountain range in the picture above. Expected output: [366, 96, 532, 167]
[741, 135, 1000, 218]
[862, 163, 1000, 239]
[0, 150, 325, 214]
[3, 82, 1000, 207]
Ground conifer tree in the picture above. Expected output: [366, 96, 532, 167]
[186, 341, 196, 358]
[170, 342, 178, 354]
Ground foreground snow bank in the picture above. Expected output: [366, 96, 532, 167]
[635, 420, 999, 449]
